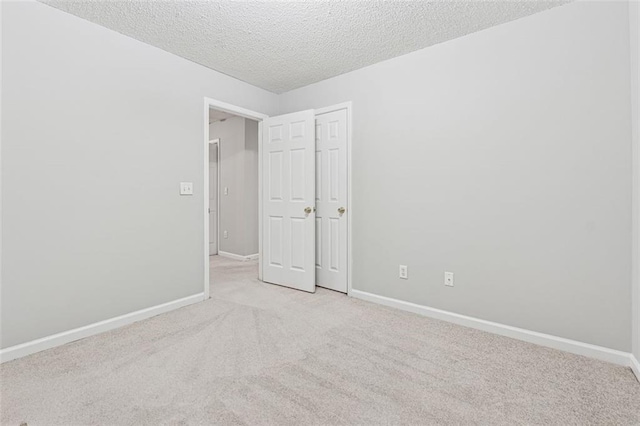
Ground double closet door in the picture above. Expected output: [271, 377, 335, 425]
[262, 107, 348, 294]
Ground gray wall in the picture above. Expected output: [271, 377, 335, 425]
[244, 120, 260, 255]
[280, 1, 632, 351]
[631, 0, 640, 362]
[1, 1, 278, 349]
[211, 117, 246, 255]
[209, 117, 259, 256]
[2, 0, 636, 355]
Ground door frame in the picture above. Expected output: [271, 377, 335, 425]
[314, 102, 353, 295]
[203, 99, 353, 298]
[203, 97, 268, 299]
[208, 138, 220, 256]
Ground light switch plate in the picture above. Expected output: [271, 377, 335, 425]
[180, 182, 193, 195]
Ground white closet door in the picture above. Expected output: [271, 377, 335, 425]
[262, 110, 316, 292]
[315, 109, 348, 293]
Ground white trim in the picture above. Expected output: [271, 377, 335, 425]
[350, 289, 632, 367]
[629, 0, 640, 384]
[631, 354, 640, 382]
[0, 293, 205, 363]
[314, 102, 353, 295]
[204, 97, 268, 296]
[218, 251, 259, 262]
[258, 121, 264, 281]
[203, 99, 210, 300]
[314, 102, 353, 116]
[205, 98, 269, 122]
[0, 1, 3, 344]
[208, 139, 221, 256]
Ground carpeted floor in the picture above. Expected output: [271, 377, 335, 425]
[1, 255, 639, 425]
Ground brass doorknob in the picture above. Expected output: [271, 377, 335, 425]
[338, 207, 346, 215]
[304, 207, 312, 214]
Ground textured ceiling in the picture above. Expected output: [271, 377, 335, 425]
[40, 0, 568, 94]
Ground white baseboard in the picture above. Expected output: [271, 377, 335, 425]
[218, 251, 259, 262]
[0, 293, 205, 364]
[631, 354, 640, 382]
[350, 290, 632, 367]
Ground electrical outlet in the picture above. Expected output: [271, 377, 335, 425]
[399, 265, 408, 280]
[444, 271, 454, 287]
[223, 230, 228, 239]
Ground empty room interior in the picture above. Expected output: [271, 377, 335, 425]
[1, 0, 640, 424]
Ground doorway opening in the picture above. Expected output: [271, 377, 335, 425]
[203, 98, 267, 300]
[206, 103, 264, 295]
[203, 98, 352, 299]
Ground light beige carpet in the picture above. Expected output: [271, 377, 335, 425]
[1, 255, 639, 425]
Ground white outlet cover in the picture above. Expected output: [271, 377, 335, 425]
[399, 265, 408, 280]
[444, 271, 454, 287]
[180, 182, 193, 195]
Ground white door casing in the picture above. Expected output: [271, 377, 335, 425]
[315, 109, 348, 293]
[209, 142, 219, 255]
[262, 110, 316, 292]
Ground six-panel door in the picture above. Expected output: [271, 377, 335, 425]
[315, 109, 348, 293]
[262, 110, 316, 293]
